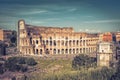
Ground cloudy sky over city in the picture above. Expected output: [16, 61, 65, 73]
[0, 0, 120, 32]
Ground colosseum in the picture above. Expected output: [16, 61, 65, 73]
[18, 20, 100, 56]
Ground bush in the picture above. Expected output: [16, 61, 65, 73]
[17, 57, 26, 64]
[20, 65, 28, 72]
[25, 58, 37, 66]
[4, 57, 37, 72]
[72, 54, 96, 69]
[0, 63, 4, 74]
[110, 59, 120, 80]
[0, 57, 5, 61]
[91, 67, 114, 80]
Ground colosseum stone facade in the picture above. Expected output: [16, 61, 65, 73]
[18, 20, 99, 55]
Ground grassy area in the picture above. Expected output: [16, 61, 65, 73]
[27, 57, 77, 80]
[26, 57, 115, 80]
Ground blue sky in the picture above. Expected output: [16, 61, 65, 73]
[0, 0, 120, 32]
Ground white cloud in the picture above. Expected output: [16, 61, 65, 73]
[83, 19, 120, 23]
[19, 10, 48, 15]
[45, 18, 60, 21]
[32, 21, 45, 24]
[68, 8, 77, 12]
[79, 28, 101, 33]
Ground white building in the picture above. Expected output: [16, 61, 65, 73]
[97, 42, 115, 67]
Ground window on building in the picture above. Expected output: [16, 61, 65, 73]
[50, 41, 52, 46]
[43, 40, 45, 44]
[46, 40, 48, 45]
[76, 40, 79, 46]
[69, 49, 72, 54]
[73, 40, 75, 46]
[66, 37, 68, 40]
[29, 49, 31, 54]
[62, 49, 64, 54]
[58, 49, 60, 54]
[46, 49, 49, 54]
[65, 41, 68, 46]
[36, 49, 38, 54]
[83, 48, 85, 53]
[80, 37, 82, 40]
[40, 49, 42, 54]
[69, 40, 72, 46]
[80, 48, 82, 53]
[73, 49, 75, 54]
[54, 49, 56, 54]
[26, 49, 27, 54]
[83, 40, 85, 46]
[54, 40, 56, 46]
[36, 40, 38, 44]
[76, 48, 79, 53]
[61, 40, 64, 46]
[50, 37, 52, 40]
[26, 40, 27, 45]
[66, 49, 68, 54]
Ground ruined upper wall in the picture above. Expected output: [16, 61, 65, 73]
[26, 24, 74, 34]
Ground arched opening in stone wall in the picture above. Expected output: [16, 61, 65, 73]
[83, 40, 85, 46]
[50, 37, 52, 40]
[66, 37, 68, 40]
[46, 48, 49, 54]
[73, 49, 75, 54]
[40, 49, 42, 54]
[76, 48, 79, 53]
[61, 49, 64, 54]
[50, 41, 52, 46]
[36, 40, 38, 44]
[76, 40, 79, 46]
[73, 40, 75, 46]
[86, 48, 88, 53]
[69, 40, 72, 46]
[65, 49, 68, 54]
[61, 40, 64, 46]
[29, 49, 31, 54]
[80, 40, 82, 46]
[54, 40, 56, 46]
[36, 49, 38, 54]
[69, 49, 72, 54]
[58, 49, 60, 54]
[65, 41, 68, 46]
[80, 48, 82, 53]
[83, 48, 85, 53]
[53, 49, 56, 54]
[26, 49, 27, 54]
[26, 40, 28, 45]
[89, 48, 90, 53]
[46, 40, 48, 45]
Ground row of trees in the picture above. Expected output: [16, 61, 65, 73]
[0, 57, 37, 74]
[72, 54, 97, 69]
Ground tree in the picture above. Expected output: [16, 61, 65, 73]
[25, 58, 37, 66]
[72, 54, 96, 69]
[110, 59, 120, 80]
